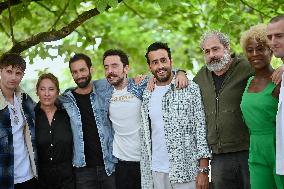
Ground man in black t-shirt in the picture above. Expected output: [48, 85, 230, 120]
[60, 53, 116, 189]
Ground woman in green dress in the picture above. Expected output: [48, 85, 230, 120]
[240, 24, 284, 189]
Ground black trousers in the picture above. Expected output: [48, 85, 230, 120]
[14, 177, 38, 189]
[211, 151, 250, 189]
[115, 160, 141, 189]
[38, 162, 75, 189]
[75, 166, 115, 189]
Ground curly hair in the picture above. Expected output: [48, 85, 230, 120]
[200, 31, 230, 50]
[240, 24, 269, 55]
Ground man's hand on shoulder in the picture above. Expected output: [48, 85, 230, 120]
[133, 75, 147, 85]
[271, 65, 284, 85]
[175, 70, 189, 89]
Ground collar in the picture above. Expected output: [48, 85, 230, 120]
[34, 99, 63, 113]
[0, 81, 24, 110]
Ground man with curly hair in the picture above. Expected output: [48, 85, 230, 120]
[194, 31, 252, 189]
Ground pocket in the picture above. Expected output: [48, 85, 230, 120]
[169, 101, 189, 115]
[206, 112, 218, 145]
[219, 110, 248, 143]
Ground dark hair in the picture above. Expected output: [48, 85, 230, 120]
[145, 42, 171, 64]
[36, 73, 60, 94]
[69, 53, 92, 70]
[0, 53, 26, 71]
[269, 15, 284, 23]
[103, 49, 129, 67]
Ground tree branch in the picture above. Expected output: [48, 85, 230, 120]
[74, 5, 95, 43]
[37, 1, 89, 41]
[7, 0, 123, 54]
[7, 0, 15, 45]
[239, 0, 270, 18]
[122, 1, 144, 19]
[49, 0, 70, 31]
[35, 1, 57, 15]
[0, 0, 42, 15]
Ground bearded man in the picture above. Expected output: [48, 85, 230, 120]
[193, 31, 252, 189]
[59, 53, 116, 189]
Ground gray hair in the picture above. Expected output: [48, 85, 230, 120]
[200, 31, 230, 50]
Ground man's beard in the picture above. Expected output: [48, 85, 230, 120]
[75, 73, 92, 88]
[153, 67, 172, 83]
[106, 73, 125, 87]
[206, 50, 231, 72]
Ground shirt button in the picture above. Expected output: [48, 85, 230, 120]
[49, 130, 52, 134]
[50, 157, 53, 161]
[51, 144, 53, 147]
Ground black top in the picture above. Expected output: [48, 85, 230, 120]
[72, 91, 104, 167]
[35, 102, 73, 166]
[212, 72, 227, 95]
[35, 102, 74, 188]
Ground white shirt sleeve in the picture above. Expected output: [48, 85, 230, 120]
[276, 73, 284, 175]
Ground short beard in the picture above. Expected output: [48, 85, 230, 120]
[75, 73, 92, 88]
[153, 68, 172, 83]
[206, 50, 231, 72]
[109, 76, 125, 87]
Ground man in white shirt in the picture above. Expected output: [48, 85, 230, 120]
[268, 15, 284, 175]
[140, 42, 211, 189]
[102, 49, 189, 189]
[103, 49, 143, 189]
[0, 53, 37, 189]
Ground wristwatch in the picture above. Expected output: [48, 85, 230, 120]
[199, 167, 210, 174]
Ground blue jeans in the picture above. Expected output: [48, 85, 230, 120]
[75, 166, 115, 189]
[211, 151, 250, 189]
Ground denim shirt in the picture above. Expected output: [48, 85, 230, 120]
[104, 77, 148, 102]
[59, 78, 147, 176]
[0, 87, 37, 189]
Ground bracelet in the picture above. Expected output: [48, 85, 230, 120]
[198, 166, 210, 174]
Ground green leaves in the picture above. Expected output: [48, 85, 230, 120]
[156, 0, 172, 10]
[1, 0, 284, 81]
[94, 0, 107, 13]
[94, 0, 118, 13]
[107, 0, 119, 7]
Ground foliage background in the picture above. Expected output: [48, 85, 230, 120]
[0, 0, 283, 99]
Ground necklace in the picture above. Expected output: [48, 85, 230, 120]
[9, 104, 20, 125]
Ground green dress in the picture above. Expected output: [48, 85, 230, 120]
[241, 76, 284, 189]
